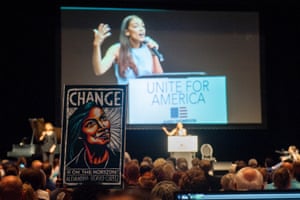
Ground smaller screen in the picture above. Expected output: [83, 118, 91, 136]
[128, 75, 227, 125]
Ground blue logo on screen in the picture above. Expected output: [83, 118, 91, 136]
[170, 107, 187, 118]
[170, 107, 178, 118]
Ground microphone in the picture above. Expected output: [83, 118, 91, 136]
[143, 36, 164, 62]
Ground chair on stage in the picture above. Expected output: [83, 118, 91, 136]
[200, 143, 216, 162]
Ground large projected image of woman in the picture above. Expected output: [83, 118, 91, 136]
[61, 7, 262, 126]
[92, 15, 164, 85]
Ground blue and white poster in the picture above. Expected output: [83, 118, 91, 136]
[60, 85, 126, 188]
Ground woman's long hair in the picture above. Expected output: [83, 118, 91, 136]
[118, 15, 140, 77]
[67, 101, 98, 161]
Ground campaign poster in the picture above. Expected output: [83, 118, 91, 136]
[60, 85, 126, 188]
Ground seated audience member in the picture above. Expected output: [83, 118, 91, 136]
[176, 157, 188, 172]
[138, 171, 157, 189]
[71, 182, 110, 200]
[229, 162, 237, 173]
[108, 189, 149, 200]
[191, 157, 200, 169]
[281, 160, 293, 171]
[20, 167, 49, 200]
[162, 162, 176, 180]
[31, 159, 43, 170]
[140, 161, 153, 174]
[131, 158, 140, 166]
[271, 166, 291, 190]
[124, 160, 141, 188]
[248, 158, 259, 168]
[234, 166, 264, 191]
[0, 175, 23, 200]
[199, 159, 221, 191]
[172, 170, 185, 186]
[138, 171, 157, 199]
[166, 156, 176, 169]
[256, 167, 270, 188]
[264, 157, 276, 184]
[288, 160, 300, 189]
[220, 172, 236, 191]
[293, 160, 300, 182]
[3, 163, 19, 176]
[142, 156, 153, 166]
[179, 167, 209, 192]
[23, 183, 38, 200]
[41, 161, 56, 192]
[150, 180, 180, 200]
[152, 157, 167, 168]
[54, 176, 63, 189]
[152, 162, 175, 183]
[264, 157, 275, 170]
[234, 160, 247, 172]
[124, 151, 132, 165]
[50, 187, 73, 200]
[281, 160, 300, 189]
[151, 158, 166, 182]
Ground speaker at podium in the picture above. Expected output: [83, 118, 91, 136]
[167, 136, 198, 169]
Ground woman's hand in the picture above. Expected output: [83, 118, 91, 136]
[50, 145, 56, 153]
[93, 23, 111, 46]
[39, 131, 46, 141]
[144, 36, 159, 50]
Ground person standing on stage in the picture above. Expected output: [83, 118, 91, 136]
[39, 122, 57, 166]
[92, 14, 164, 85]
[162, 122, 187, 136]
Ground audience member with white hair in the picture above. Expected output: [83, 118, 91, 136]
[248, 158, 258, 168]
[234, 166, 264, 191]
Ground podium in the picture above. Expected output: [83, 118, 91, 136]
[167, 136, 198, 169]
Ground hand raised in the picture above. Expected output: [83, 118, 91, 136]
[93, 23, 111, 46]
